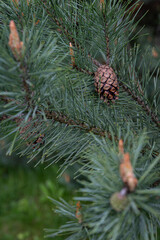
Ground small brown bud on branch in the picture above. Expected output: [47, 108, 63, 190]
[118, 139, 124, 155]
[100, 0, 105, 6]
[75, 201, 82, 223]
[8, 20, 24, 61]
[69, 42, 75, 67]
[119, 139, 138, 192]
[100, 0, 105, 12]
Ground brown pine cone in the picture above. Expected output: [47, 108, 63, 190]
[94, 65, 119, 102]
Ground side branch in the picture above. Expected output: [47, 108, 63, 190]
[120, 82, 160, 128]
[103, 20, 110, 65]
[42, 0, 101, 69]
[70, 42, 94, 75]
[41, 0, 76, 45]
[45, 110, 107, 138]
[73, 65, 94, 76]
[20, 64, 31, 104]
[0, 111, 107, 138]
[0, 96, 21, 106]
[0, 111, 159, 163]
[8, 20, 31, 105]
[101, 2, 110, 65]
[105, 23, 110, 65]
[0, 96, 12, 104]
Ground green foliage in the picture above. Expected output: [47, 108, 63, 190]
[0, 0, 160, 239]
[0, 161, 74, 240]
[46, 131, 160, 240]
[0, 0, 159, 166]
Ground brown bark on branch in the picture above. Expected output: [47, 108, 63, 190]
[119, 82, 160, 128]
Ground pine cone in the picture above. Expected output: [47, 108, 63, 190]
[94, 65, 119, 102]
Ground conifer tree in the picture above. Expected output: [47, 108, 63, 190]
[0, 0, 160, 239]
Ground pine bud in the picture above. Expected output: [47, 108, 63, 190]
[120, 153, 138, 192]
[76, 201, 82, 223]
[119, 139, 138, 192]
[8, 21, 24, 61]
[69, 42, 75, 67]
[100, 0, 105, 11]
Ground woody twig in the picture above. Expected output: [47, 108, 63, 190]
[100, 0, 110, 65]
[42, 0, 101, 69]
[119, 82, 160, 128]
[69, 43, 94, 75]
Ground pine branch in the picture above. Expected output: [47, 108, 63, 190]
[105, 23, 110, 65]
[0, 95, 21, 106]
[101, 3, 110, 65]
[8, 20, 32, 106]
[20, 64, 32, 105]
[0, 96, 12, 104]
[1, 109, 159, 161]
[46, 133, 160, 240]
[0, 115, 8, 121]
[41, 0, 101, 68]
[1, 63, 32, 106]
[1, 0, 159, 164]
[119, 81, 160, 128]
[41, 0, 159, 126]
[45, 110, 107, 138]
[1, 2, 160, 239]
[70, 42, 94, 75]
[0, 110, 107, 138]
[41, 0, 76, 44]
[73, 65, 94, 76]
[90, 57, 101, 68]
[70, 54, 160, 129]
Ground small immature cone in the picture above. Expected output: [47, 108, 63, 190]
[75, 201, 82, 223]
[8, 20, 23, 60]
[110, 191, 129, 212]
[69, 42, 75, 67]
[120, 152, 138, 192]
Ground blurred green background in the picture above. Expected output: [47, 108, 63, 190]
[0, 0, 160, 239]
[0, 140, 76, 240]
